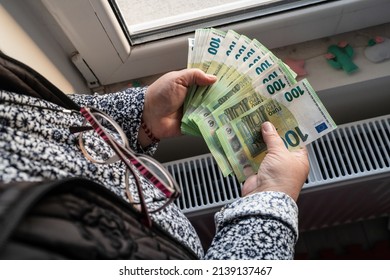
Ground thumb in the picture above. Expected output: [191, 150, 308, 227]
[261, 121, 287, 152]
[185, 69, 217, 87]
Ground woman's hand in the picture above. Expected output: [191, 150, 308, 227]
[242, 122, 310, 202]
[139, 69, 217, 146]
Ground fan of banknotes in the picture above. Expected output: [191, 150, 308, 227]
[181, 28, 337, 182]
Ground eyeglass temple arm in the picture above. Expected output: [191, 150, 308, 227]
[78, 107, 176, 197]
[69, 126, 93, 134]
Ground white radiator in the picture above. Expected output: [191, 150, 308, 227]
[163, 114, 390, 242]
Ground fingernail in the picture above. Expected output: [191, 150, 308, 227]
[262, 121, 274, 132]
[206, 74, 217, 79]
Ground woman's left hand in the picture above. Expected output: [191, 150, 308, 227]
[141, 69, 217, 143]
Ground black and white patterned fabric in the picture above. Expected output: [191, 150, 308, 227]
[0, 89, 299, 259]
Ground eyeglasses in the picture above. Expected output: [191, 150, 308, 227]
[1, 96, 181, 227]
[69, 107, 180, 228]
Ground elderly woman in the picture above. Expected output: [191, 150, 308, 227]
[0, 51, 309, 259]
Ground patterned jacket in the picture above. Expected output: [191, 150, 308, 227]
[0, 89, 298, 259]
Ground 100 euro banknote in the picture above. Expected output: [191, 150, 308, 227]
[216, 79, 336, 182]
[192, 63, 298, 177]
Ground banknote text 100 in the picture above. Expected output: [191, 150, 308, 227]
[284, 86, 305, 102]
[226, 41, 236, 56]
[242, 48, 255, 62]
[235, 45, 247, 60]
[262, 71, 279, 84]
[266, 79, 287, 95]
[255, 60, 272, 75]
[281, 126, 309, 148]
[208, 37, 221, 55]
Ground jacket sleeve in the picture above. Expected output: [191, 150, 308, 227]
[69, 87, 158, 155]
[203, 191, 299, 260]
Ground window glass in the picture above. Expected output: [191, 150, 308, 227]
[111, 0, 329, 44]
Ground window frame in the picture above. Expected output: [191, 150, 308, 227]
[42, 0, 390, 86]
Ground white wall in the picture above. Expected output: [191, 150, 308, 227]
[0, 0, 89, 94]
